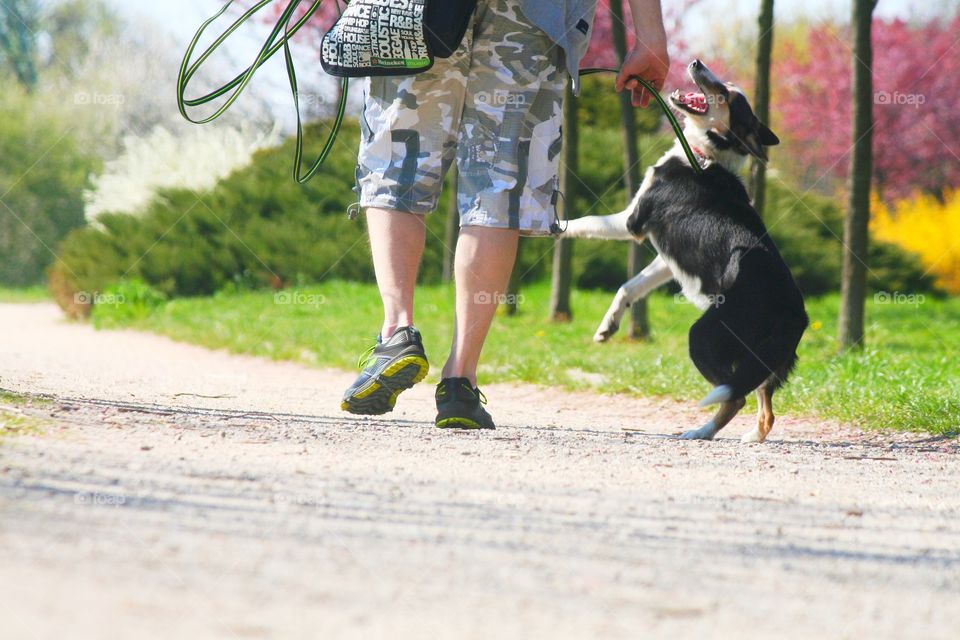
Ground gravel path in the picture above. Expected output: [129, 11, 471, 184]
[1, 303, 958, 640]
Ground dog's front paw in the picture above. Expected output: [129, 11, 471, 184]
[593, 327, 615, 343]
[680, 424, 717, 440]
[740, 428, 766, 444]
[593, 321, 619, 343]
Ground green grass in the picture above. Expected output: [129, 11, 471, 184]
[94, 281, 960, 435]
[0, 286, 48, 302]
[0, 390, 51, 441]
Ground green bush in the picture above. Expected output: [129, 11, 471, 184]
[763, 181, 939, 296]
[53, 121, 375, 309]
[0, 87, 99, 286]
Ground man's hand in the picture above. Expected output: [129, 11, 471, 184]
[616, 44, 670, 107]
[618, 0, 670, 108]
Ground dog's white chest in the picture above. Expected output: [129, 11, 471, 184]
[652, 241, 713, 310]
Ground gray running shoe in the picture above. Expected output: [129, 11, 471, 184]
[341, 326, 429, 415]
[435, 377, 495, 429]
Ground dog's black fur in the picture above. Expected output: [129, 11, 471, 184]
[628, 157, 808, 400]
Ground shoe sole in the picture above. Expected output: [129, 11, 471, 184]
[435, 417, 495, 430]
[341, 355, 429, 415]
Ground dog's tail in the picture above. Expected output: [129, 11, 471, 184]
[699, 318, 806, 407]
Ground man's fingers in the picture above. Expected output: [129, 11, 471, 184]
[632, 87, 649, 108]
[617, 46, 669, 108]
[615, 72, 636, 93]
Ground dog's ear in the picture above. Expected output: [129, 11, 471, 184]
[757, 122, 780, 146]
[738, 121, 780, 161]
[739, 131, 768, 161]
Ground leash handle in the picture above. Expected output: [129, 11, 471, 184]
[579, 67, 704, 174]
[177, 0, 349, 183]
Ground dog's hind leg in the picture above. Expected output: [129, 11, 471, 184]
[687, 310, 739, 384]
[740, 380, 776, 442]
[682, 309, 749, 440]
[594, 255, 673, 342]
[741, 384, 775, 443]
[681, 396, 747, 440]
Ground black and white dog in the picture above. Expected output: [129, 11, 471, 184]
[561, 60, 808, 443]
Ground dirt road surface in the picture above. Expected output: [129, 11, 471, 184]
[1, 303, 958, 639]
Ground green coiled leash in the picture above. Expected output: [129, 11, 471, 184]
[177, 0, 347, 184]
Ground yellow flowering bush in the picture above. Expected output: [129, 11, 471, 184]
[872, 190, 960, 294]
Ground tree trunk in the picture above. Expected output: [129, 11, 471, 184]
[610, 0, 650, 339]
[442, 165, 459, 283]
[549, 83, 577, 322]
[838, 0, 876, 350]
[749, 0, 775, 216]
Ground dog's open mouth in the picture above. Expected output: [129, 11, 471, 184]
[670, 90, 709, 115]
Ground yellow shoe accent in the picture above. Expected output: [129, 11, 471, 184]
[352, 381, 381, 400]
[342, 355, 429, 414]
[436, 417, 483, 430]
[382, 355, 429, 381]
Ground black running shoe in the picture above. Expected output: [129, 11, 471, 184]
[435, 377, 495, 429]
[341, 326, 429, 415]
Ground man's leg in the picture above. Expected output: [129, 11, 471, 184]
[366, 207, 426, 338]
[433, 0, 562, 428]
[442, 226, 519, 385]
[341, 207, 430, 415]
[344, 34, 469, 416]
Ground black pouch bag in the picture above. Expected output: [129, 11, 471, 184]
[424, 1, 477, 58]
[321, 0, 477, 77]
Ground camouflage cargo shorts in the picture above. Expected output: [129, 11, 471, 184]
[356, 0, 566, 236]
